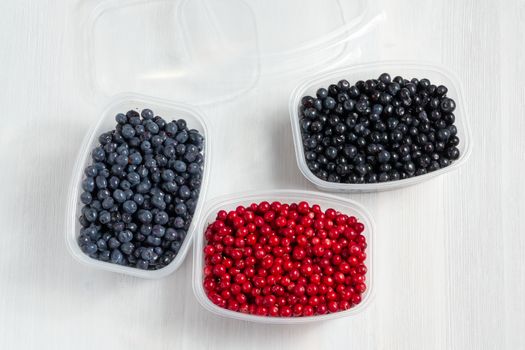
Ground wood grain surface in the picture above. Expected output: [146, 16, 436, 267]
[0, 0, 523, 349]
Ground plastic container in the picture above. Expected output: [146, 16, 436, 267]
[289, 61, 473, 192]
[66, 93, 211, 279]
[80, 0, 381, 105]
[192, 190, 374, 323]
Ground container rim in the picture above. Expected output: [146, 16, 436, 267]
[192, 189, 375, 323]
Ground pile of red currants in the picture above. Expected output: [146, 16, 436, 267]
[202, 201, 367, 317]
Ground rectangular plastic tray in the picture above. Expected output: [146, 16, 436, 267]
[66, 93, 211, 278]
[289, 61, 472, 192]
[192, 190, 375, 323]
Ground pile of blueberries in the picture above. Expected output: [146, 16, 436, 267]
[78, 109, 204, 270]
[299, 73, 461, 183]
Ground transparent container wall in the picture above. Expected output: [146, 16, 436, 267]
[86, 0, 371, 104]
[242, 0, 370, 77]
[88, 0, 259, 105]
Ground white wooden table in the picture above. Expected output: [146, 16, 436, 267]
[1, 0, 523, 349]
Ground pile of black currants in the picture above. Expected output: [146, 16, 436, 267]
[299, 73, 460, 184]
[78, 109, 204, 270]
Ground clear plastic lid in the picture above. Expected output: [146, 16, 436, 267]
[82, 0, 380, 105]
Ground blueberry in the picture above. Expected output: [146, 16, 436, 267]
[93, 176, 106, 190]
[124, 189, 133, 200]
[150, 135, 162, 147]
[151, 195, 166, 210]
[325, 146, 338, 160]
[156, 155, 168, 168]
[117, 230, 133, 243]
[140, 224, 152, 236]
[378, 172, 390, 182]
[136, 165, 148, 178]
[101, 197, 114, 210]
[323, 97, 336, 110]
[80, 192, 92, 205]
[115, 113, 127, 124]
[137, 141, 150, 154]
[174, 176, 185, 186]
[108, 237, 120, 249]
[94, 250, 109, 261]
[136, 180, 151, 194]
[448, 125, 458, 136]
[127, 110, 140, 123]
[379, 73, 391, 84]
[173, 217, 185, 229]
[136, 259, 149, 269]
[154, 211, 169, 225]
[161, 169, 175, 182]
[154, 116, 166, 128]
[178, 185, 191, 199]
[126, 172, 140, 185]
[446, 147, 460, 160]
[141, 248, 155, 261]
[174, 203, 187, 215]
[160, 181, 176, 194]
[125, 134, 139, 146]
[84, 165, 98, 177]
[173, 160, 187, 173]
[121, 124, 135, 139]
[152, 225, 166, 237]
[316, 88, 328, 99]
[137, 210, 153, 224]
[96, 238, 108, 250]
[89, 200, 101, 211]
[82, 177, 95, 192]
[112, 221, 125, 232]
[91, 147, 105, 162]
[377, 150, 391, 163]
[141, 108, 154, 120]
[114, 154, 127, 166]
[111, 164, 124, 177]
[120, 242, 135, 255]
[145, 121, 159, 134]
[440, 98, 456, 112]
[404, 161, 416, 174]
[107, 152, 117, 165]
[175, 130, 189, 143]
[81, 207, 97, 222]
[176, 119, 187, 130]
[146, 235, 162, 246]
[110, 249, 124, 264]
[122, 200, 137, 214]
[437, 128, 451, 142]
[81, 242, 98, 255]
[112, 189, 126, 203]
[159, 252, 175, 267]
[121, 212, 132, 224]
[133, 193, 144, 206]
[78, 234, 91, 246]
[449, 136, 460, 147]
[170, 241, 182, 253]
[164, 228, 177, 241]
[98, 210, 111, 224]
[165, 122, 178, 135]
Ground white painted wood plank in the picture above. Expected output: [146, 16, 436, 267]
[0, 0, 523, 349]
